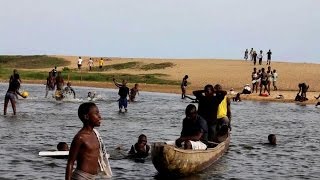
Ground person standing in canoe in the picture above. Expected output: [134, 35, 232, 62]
[66, 102, 112, 179]
[113, 78, 130, 112]
[193, 84, 227, 142]
[175, 104, 208, 150]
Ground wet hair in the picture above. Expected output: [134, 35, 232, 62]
[268, 134, 276, 145]
[204, 84, 214, 92]
[138, 134, 147, 143]
[185, 104, 197, 116]
[138, 134, 147, 140]
[214, 84, 222, 91]
[57, 142, 69, 151]
[78, 102, 97, 122]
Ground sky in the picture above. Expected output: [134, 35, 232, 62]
[1, 0, 319, 63]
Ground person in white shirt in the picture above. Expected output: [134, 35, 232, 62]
[77, 57, 83, 70]
[272, 69, 278, 91]
[258, 50, 263, 65]
[88, 58, 94, 71]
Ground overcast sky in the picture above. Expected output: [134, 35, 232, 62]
[1, 0, 319, 63]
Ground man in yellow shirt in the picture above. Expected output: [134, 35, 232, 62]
[214, 84, 231, 133]
[99, 58, 104, 70]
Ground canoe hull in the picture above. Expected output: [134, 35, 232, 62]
[151, 136, 230, 176]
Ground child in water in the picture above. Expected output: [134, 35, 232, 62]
[129, 83, 139, 102]
[268, 134, 277, 145]
[128, 134, 150, 158]
[66, 102, 112, 179]
[57, 142, 69, 151]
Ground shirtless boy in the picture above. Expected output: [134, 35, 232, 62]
[66, 102, 103, 180]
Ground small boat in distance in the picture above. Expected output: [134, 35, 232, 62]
[151, 135, 230, 176]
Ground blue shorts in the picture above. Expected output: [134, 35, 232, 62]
[118, 98, 128, 109]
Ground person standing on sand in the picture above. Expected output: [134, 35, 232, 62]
[66, 102, 112, 179]
[77, 57, 83, 70]
[249, 48, 254, 61]
[88, 58, 94, 71]
[181, 75, 188, 99]
[259, 68, 269, 95]
[113, 78, 130, 112]
[244, 49, 249, 60]
[251, 67, 258, 93]
[258, 50, 263, 65]
[99, 58, 104, 70]
[252, 51, 257, 65]
[272, 69, 278, 91]
[266, 49, 272, 65]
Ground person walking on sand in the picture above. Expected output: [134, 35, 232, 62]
[77, 57, 83, 70]
[258, 50, 263, 65]
[113, 78, 130, 112]
[244, 49, 249, 60]
[266, 49, 272, 65]
[252, 51, 257, 65]
[99, 58, 104, 70]
[249, 48, 254, 61]
[66, 102, 112, 180]
[88, 58, 94, 71]
[181, 75, 189, 99]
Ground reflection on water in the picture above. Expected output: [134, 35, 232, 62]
[0, 83, 320, 179]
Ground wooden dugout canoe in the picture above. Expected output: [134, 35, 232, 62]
[151, 135, 230, 176]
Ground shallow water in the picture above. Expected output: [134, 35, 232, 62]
[0, 83, 319, 180]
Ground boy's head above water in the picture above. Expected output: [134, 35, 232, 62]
[78, 102, 101, 127]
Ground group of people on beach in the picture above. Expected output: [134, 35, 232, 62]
[244, 48, 272, 66]
[250, 66, 278, 96]
[77, 56, 105, 71]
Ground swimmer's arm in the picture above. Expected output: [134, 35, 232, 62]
[66, 136, 82, 180]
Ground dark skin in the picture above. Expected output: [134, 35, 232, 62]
[175, 108, 203, 149]
[65, 106, 102, 180]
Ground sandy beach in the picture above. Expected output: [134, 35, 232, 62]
[16, 55, 319, 105]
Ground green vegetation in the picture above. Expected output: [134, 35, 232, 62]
[140, 62, 174, 70]
[0, 56, 179, 85]
[91, 62, 140, 71]
[0, 55, 69, 69]
[91, 61, 174, 71]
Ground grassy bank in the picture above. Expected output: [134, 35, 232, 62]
[0, 55, 179, 85]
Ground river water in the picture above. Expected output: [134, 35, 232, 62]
[0, 83, 319, 180]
